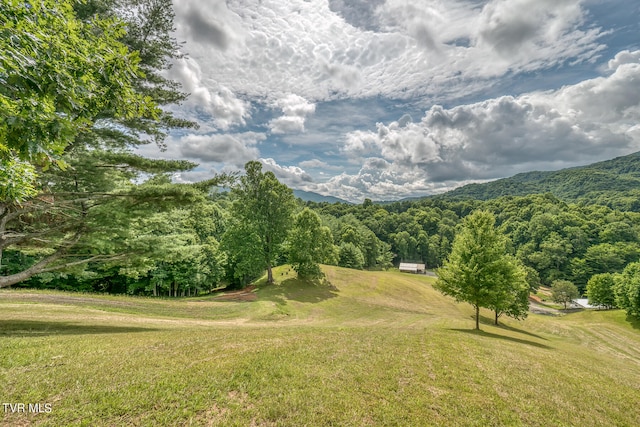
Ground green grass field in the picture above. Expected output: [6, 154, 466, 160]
[1, 265, 639, 426]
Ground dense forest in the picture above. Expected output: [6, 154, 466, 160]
[4, 155, 640, 302]
[2, 1, 639, 319]
[443, 152, 640, 211]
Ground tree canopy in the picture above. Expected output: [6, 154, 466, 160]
[551, 280, 579, 309]
[288, 208, 333, 279]
[226, 161, 296, 284]
[1, 0, 157, 175]
[435, 210, 528, 330]
[0, 0, 208, 288]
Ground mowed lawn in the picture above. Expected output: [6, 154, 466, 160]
[1, 266, 639, 426]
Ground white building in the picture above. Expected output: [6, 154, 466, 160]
[399, 263, 426, 274]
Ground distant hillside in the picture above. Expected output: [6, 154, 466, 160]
[293, 189, 352, 204]
[442, 151, 640, 210]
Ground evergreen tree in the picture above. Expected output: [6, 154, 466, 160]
[0, 0, 211, 288]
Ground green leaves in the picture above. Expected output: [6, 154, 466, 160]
[551, 280, 579, 309]
[288, 208, 333, 278]
[614, 263, 640, 318]
[0, 157, 37, 203]
[0, 0, 157, 165]
[225, 161, 296, 284]
[435, 210, 528, 329]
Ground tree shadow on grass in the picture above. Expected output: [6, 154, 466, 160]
[0, 320, 158, 337]
[450, 328, 552, 350]
[261, 277, 338, 304]
[496, 322, 549, 341]
[626, 314, 640, 330]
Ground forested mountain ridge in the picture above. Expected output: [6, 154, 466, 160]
[293, 190, 351, 204]
[440, 151, 640, 210]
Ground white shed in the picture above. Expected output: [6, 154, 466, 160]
[399, 263, 426, 274]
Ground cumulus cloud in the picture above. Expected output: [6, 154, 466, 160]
[299, 159, 342, 170]
[268, 94, 316, 134]
[311, 158, 464, 203]
[329, 0, 385, 31]
[173, 0, 245, 50]
[156, 1, 637, 203]
[607, 50, 640, 71]
[169, 0, 605, 104]
[169, 58, 250, 130]
[260, 158, 314, 186]
[477, 0, 585, 57]
[180, 132, 265, 167]
[335, 51, 640, 199]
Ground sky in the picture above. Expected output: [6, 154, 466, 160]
[137, 0, 640, 203]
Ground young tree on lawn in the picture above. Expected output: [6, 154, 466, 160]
[586, 273, 617, 309]
[435, 210, 526, 330]
[228, 161, 296, 284]
[288, 208, 333, 279]
[488, 257, 529, 325]
[551, 280, 579, 309]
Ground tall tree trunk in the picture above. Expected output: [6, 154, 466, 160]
[475, 305, 480, 330]
[495, 310, 499, 326]
[267, 263, 274, 284]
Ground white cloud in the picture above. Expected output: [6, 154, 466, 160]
[334, 51, 640, 199]
[156, 1, 638, 203]
[260, 158, 314, 186]
[311, 158, 468, 203]
[170, 0, 605, 104]
[607, 50, 640, 71]
[268, 94, 316, 134]
[169, 58, 250, 130]
[299, 159, 342, 170]
[180, 132, 265, 167]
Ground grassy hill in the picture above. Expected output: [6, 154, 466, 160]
[1, 265, 639, 426]
[442, 151, 640, 210]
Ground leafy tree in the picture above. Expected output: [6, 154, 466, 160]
[221, 221, 264, 287]
[0, 0, 209, 288]
[551, 280, 579, 309]
[1, 0, 157, 173]
[338, 243, 365, 270]
[586, 273, 617, 309]
[227, 161, 296, 284]
[435, 210, 525, 330]
[614, 263, 640, 318]
[288, 208, 333, 278]
[487, 257, 529, 325]
[522, 265, 541, 293]
[0, 166, 211, 288]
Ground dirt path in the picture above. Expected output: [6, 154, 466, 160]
[529, 299, 562, 316]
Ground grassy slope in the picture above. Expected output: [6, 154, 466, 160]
[0, 265, 638, 426]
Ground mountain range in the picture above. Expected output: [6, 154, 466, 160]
[439, 151, 640, 210]
[294, 151, 640, 210]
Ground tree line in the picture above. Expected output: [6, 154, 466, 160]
[1, 0, 639, 322]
